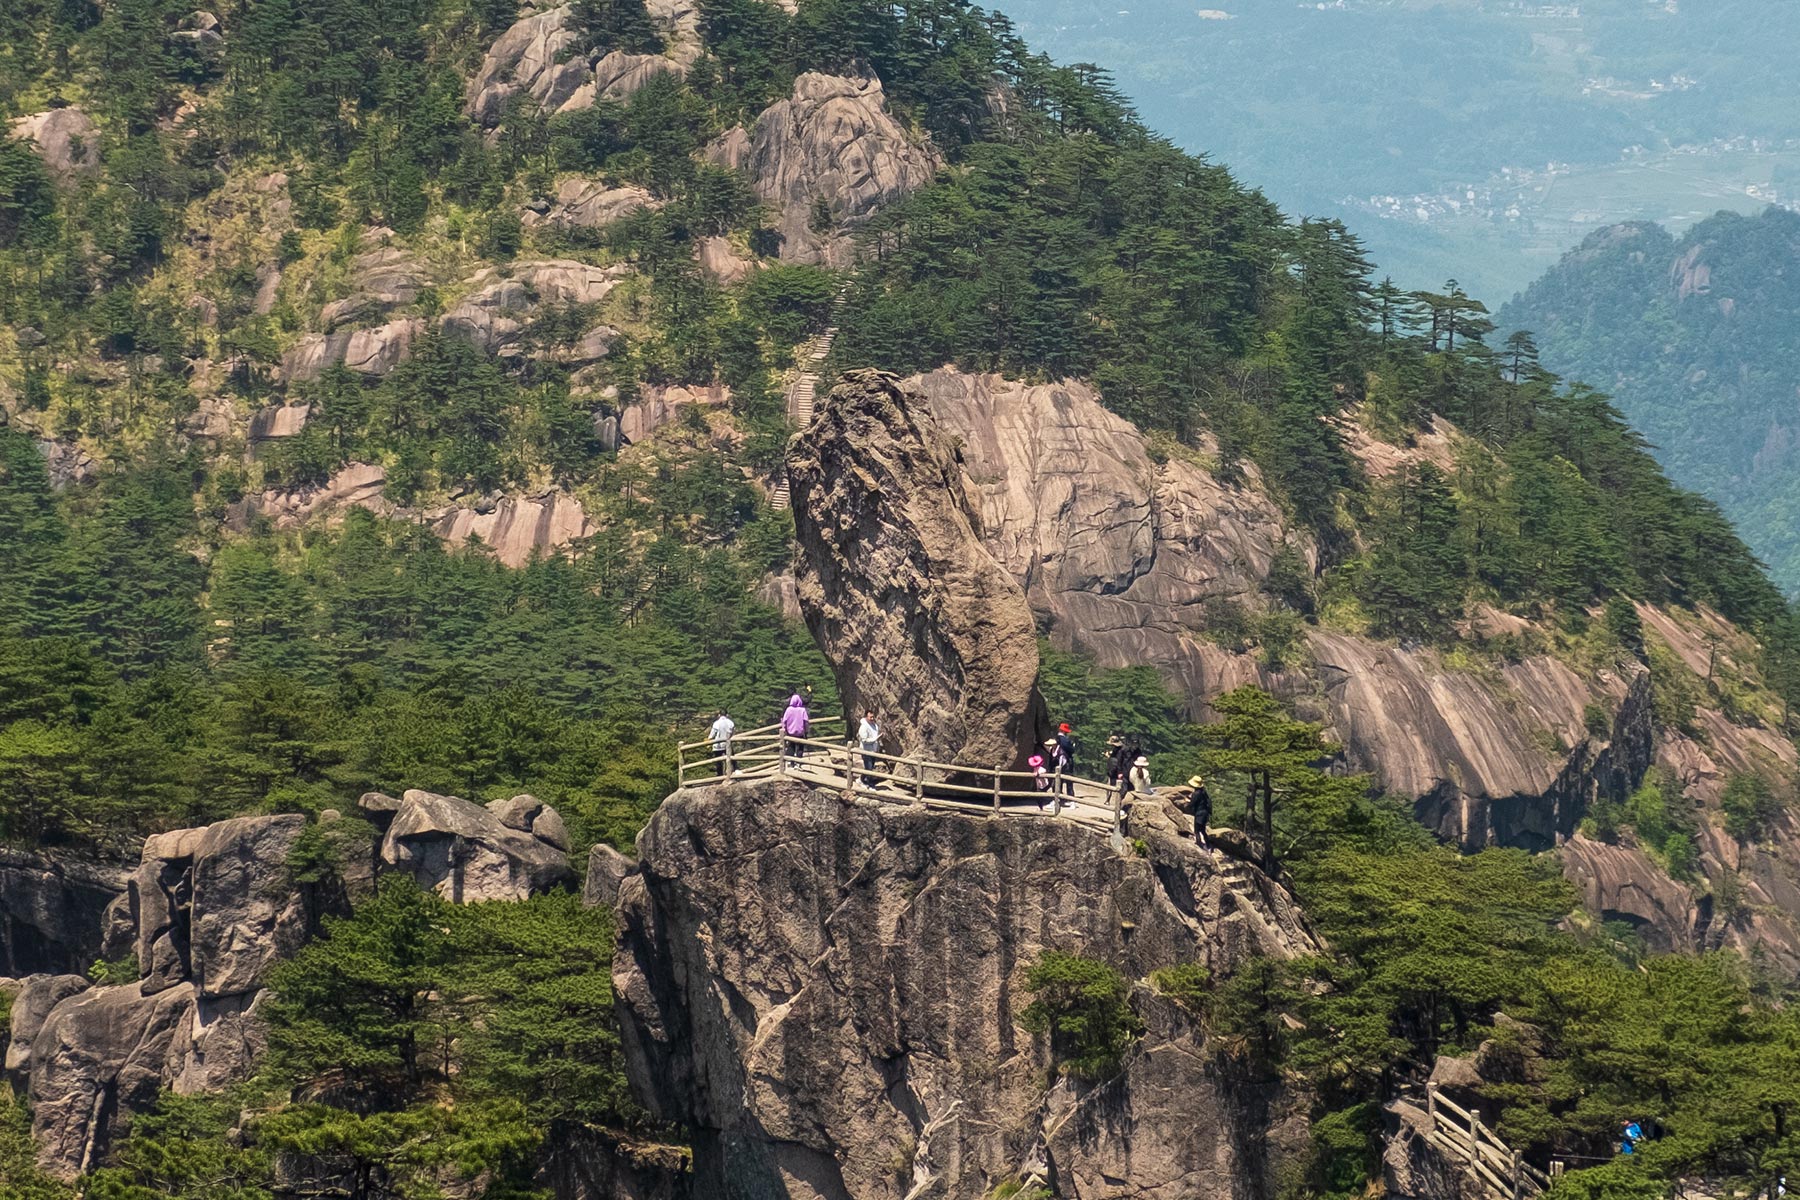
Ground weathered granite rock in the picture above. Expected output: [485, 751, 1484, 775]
[248, 402, 310, 442]
[696, 234, 753, 284]
[0, 848, 127, 976]
[911, 369, 1296, 687]
[4, 974, 89, 1079]
[237, 462, 391, 531]
[431, 489, 595, 567]
[531, 179, 658, 230]
[280, 318, 421, 382]
[468, 6, 588, 125]
[382, 790, 576, 902]
[708, 72, 938, 264]
[911, 369, 1659, 851]
[171, 989, 268, 1095]
[582, 844, 637, 909]
[591, 49, 685, 100]
[1561, 832, 1703, 954]
[614, 778, 1318, 1199]
[317, 245, 430, 331]
[1383, 1099, 1472, 1200]
[8, 107, 100, 179]
[788, 369, 1047, 773]
[29, 982, 197, 1179]
[189, 815, 310, 998]
[440, 260, 628, 356]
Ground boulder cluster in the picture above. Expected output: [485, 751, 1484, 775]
[0, 790, 582, 1180]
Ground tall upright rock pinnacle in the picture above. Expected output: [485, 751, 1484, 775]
[787, 369, 1047, 772]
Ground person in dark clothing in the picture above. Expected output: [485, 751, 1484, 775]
[1055, 723, 1076, 795]
[1105, 731, 1129, 785]
[1185, 775, 1212, 848]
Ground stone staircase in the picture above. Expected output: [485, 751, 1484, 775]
[770, 295, 847, 511]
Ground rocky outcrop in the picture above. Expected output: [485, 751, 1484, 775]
[614, 778, 1318, 1199]
[0, 848, 126, 976]
[381, 789, 576, 902]
[280, 318, 421, 382]
[708, 72, 938, 264]
[30, 982, 197, 1178]
[530, 179, 659, 231]
[8, 107, 100, 180]
[696, 235, 753, 284]
[591, 49, 685, 100]
[248, 402, 310, 442]
[4, 974, 89, 1079]
[788, 369, 1047, 773]
[1312, 633, 1653, 850]
[431, 489, 596, 567]
[1560, 833, 1703, 954]
[583, 844, 637, 909]
[909, 369, 1659, 851]
[468, 6, 589, 125]
[317, 244, 430, 331]
[440, 259, 629, 357]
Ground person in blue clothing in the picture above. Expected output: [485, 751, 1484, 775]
[1620, 1120, 1644, 1156]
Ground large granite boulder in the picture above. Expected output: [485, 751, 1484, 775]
[8, 107, 100, 180]
[582, 843, 637, 909]
[189, 815, 311, 998]
[4, 974, 89, 1079]
[439, 260, 628, 357]
[467, 5, 589, 125]
[280, 318, 421, 382]
[430, 489, 596, 567]
[614, 778, 1317, 1199]
[29, 983, 198, 1179]
[0, 848, 127, 976]
[381, 789, 576, 902]
[708, 72, 938, 264]
[529, 179, 659, 231]
[788, 369, 1047, 773]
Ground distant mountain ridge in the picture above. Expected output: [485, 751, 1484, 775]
[1502, 207, 1800, 592]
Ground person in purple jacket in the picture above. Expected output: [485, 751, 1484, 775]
[780, 693, 811, 766]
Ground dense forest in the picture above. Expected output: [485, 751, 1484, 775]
[1, 0, 1798, 1195]
[1502, 207, 1800, 594]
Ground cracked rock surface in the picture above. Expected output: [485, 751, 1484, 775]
[614, 777, 1317, 1200]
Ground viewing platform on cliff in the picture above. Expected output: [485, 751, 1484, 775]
[677, 718, 1129, 834]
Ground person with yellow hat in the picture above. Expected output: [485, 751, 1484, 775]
[1185, 775, 1212, 848]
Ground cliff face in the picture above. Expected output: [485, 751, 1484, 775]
[788, 369, 1047, 772]
[613, 778, 1318, 1200]
[905, 368, 1655, 852]
[0, 849, 125, 977]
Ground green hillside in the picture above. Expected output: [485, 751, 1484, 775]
[1502, 207, 1800, 594]
[2, 0, 1799, 1196]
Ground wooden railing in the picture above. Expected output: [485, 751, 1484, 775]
[1426, 1082, 1561, 1200]
[676, 720, 1128, 833]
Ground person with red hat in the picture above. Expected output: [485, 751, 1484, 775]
[1053, 723, 1076, 797]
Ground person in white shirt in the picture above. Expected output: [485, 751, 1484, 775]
[709, 710, 735, 776]
[857, 709, 881, 786]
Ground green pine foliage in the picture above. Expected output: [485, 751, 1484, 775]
[1016, 951, 1144, 1082]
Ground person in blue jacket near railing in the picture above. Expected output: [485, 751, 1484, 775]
[780, 694, 811, 765]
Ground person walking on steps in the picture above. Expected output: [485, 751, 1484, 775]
[1054, 723, 1076, 797]
[857, 709, 882, 787]
[709, 709, 736, 776]
[780, 693, 810, 767]
[1185, 775, 1212, 848]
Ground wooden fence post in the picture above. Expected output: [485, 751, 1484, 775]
[1511, 1148, 1523, 1200]
[1052, 764, 1063, 816]
[1468, 1109, 1483, 1172]
[913, 756, 924, 803]
[1112, 783, 1123, 837]
[992, 764, 1002, 813]
[1425, 1081, 1438, 1124]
